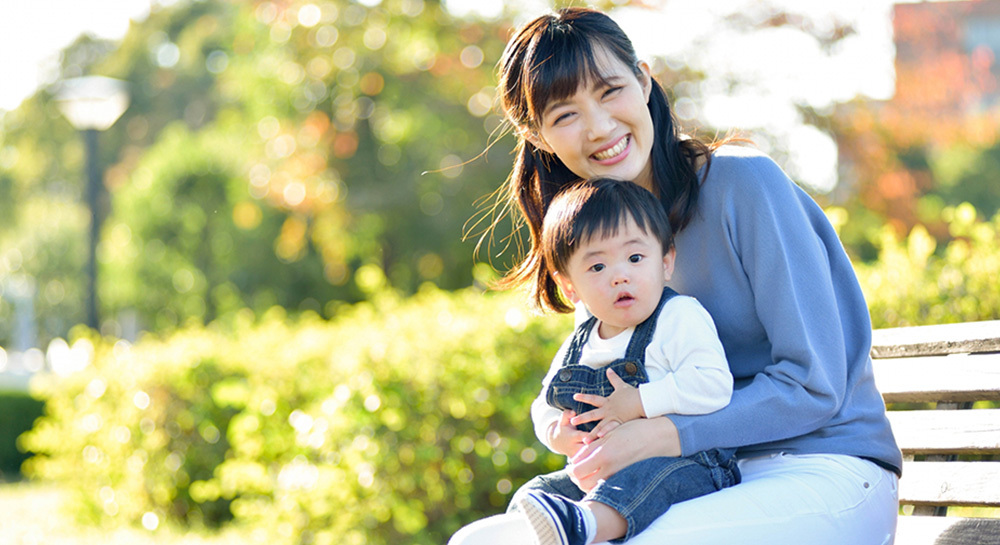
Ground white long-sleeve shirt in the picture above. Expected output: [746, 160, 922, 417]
[531, 295, 732, 452]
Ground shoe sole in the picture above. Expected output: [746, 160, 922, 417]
[516, 494, 569, 545]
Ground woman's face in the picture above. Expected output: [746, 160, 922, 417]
[532, 48, 655, 192]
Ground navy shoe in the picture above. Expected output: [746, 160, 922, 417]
[515, 490, 592, 545]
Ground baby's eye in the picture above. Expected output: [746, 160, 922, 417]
[588, 263, 605, 273]
[628, 254, 643, 263]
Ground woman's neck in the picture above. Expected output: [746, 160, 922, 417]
[634, 161, 657, 195]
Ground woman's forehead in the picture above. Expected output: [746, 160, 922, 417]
[589, 45, 631, 75]
[575, 49, 631, 89]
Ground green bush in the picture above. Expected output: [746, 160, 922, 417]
[21, 286, 572, 543]
[856, 205, 1000, 327]
[0, 390, 45, 479]
[20, 205, 1000, 542]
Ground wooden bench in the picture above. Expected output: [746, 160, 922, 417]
[871, 320, 1000, 545]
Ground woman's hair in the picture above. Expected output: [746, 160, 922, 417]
[488, 7, 724, 310]
[542, 178, 674, 313]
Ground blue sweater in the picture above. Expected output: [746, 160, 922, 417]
[667, 146, 902, 474]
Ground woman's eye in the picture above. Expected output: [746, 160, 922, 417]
[628, 254, 643, 263]
[552, 112, 574, 126]
[603, 86, 623, 99]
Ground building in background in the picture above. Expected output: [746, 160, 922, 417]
[831, 0, 1000, 236]
[894, 0, 1000, 117]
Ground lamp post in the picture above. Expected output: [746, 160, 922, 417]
[55, 76, 129, 331]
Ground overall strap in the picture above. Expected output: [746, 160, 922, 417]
[561, 287, 680, 367]
[561, 314, 599, 367]
[622, 287, 680, 360]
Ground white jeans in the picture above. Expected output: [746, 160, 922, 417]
[448, 453, 899, 545]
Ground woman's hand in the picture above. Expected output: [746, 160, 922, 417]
[566, 416, 682, 492]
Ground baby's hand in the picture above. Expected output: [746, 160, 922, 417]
[570, 368, 644, 436]
[549, 410, 588, 458]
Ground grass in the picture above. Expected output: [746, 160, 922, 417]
[7, 480, 997, 544]
[0, 480, 255, 545]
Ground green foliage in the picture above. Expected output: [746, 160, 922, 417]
[1, 0, 519, 345]
[0, 391, 45, 479]
[929, 141, 1000, 220]
[102, 120, 339, 330]
[0, 91, 93, 341]
[856, 204, 1000, 327]
[21, 286, 573, 543]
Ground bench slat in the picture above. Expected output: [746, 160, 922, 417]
[896, 516, 1000, 545]
[888, 408, 1000, 455]
[871, 320, 1000, 358]
[871, 321, 1000, 544]
[899, 461, 1000, 506]
[872, 352, 1000, 403]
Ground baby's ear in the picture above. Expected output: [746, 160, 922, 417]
[662, 246, 677, 282]
[551, 271, 579, 303]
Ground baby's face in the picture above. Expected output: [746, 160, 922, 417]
[558, 217, 674, 339]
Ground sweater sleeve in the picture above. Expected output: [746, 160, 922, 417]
[670, 154, 853, 455]
[531, 336, 572, 451]
[639, 297, 732, 418]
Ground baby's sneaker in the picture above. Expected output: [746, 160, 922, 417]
[515, 490, 593, 545]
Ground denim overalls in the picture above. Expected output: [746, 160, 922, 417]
[511, 287, 741, 542]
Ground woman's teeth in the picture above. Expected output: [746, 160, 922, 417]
[593, 136, 628, 161]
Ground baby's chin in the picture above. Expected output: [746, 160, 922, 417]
[596, 317, 645, 338]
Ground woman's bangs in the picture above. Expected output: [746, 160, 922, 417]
[525, 35, 610, 124]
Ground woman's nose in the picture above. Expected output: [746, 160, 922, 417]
[585, 106, 615, 140]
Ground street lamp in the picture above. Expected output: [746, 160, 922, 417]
[55, 76, 129, 331]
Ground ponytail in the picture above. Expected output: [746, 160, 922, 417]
[647, 78, 712, 234]
[492, 140, 577, 312]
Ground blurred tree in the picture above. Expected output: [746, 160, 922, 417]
[2, 0, 521, 339]
[0, 0, 862, 343]
[0, 79, 97, 346]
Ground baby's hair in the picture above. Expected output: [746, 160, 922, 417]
[541, 178, 674, 310]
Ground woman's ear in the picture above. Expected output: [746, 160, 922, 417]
[551, 271, 579, 303]
[637, 60, 653, 103]
[518, 124, 553, 153]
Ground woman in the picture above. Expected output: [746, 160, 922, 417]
[452, 7, 901, 545]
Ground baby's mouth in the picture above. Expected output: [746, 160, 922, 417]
[615, 292, 635, 306]
[592, 135, 629, 161]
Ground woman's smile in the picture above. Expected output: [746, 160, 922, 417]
[592, 135, 631, 163]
